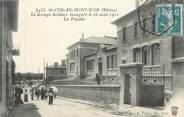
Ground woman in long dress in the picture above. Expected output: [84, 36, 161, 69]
[48, 88, 54, 105]
[24, 89, 28, 102]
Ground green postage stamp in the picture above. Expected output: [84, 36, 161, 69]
[156, 4, 183, 36]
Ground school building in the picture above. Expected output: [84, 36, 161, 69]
[66, 36, 117, 79]
[112, 0, 184, 106]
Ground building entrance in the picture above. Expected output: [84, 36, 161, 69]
[124, 74, 131, 104]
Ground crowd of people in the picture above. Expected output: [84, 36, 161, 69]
[14, 85, 56, 106]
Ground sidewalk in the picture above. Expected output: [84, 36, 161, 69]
[8, 103, 41, 117]
[8, 97, 122, 117]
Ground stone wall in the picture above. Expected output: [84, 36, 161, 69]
[52, 85, 120, 104]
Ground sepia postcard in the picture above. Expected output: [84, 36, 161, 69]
[0, 0, 184, 117]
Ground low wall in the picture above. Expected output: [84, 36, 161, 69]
[51, 85, 120, 104]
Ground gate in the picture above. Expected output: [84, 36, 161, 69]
[139, 67, 165, 106]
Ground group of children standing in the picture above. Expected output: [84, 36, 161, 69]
[30, 86, 55, 105]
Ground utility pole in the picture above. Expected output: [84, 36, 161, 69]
[43, 59, 46, 80]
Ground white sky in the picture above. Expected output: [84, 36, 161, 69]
[13, 0, 136, 73]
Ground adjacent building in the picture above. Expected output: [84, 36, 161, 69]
[0, 0, 19, 116]
[46, 62, 67, 81]
[66, 36, 117, 79]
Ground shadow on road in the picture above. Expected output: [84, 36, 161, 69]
[8, 103, 42, 117]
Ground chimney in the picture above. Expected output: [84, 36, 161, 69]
[54, 62, 58, 67]
[135, 0, 146, 8]
[80, 33, 84, 40]
[135, 0, 139, 8]
[61, 59, 66, 66]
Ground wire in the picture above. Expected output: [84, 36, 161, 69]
[137, 0, 176, 36]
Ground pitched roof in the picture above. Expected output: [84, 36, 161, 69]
[80, 36, 117, 44]
[67, 36, 117, 49]
[111, 0, 154, 25]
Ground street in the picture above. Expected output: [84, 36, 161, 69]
[8, 88, 184, 117]
[8, 96, 122, 117]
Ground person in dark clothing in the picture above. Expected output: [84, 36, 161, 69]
[34, 88, 37, 98]
[45, 88, 48, 99]
[14, 86, 24, 105]
[96, 73, 101, 85]
[48, 88, 54, 105]
[35, 88, 40, 100]
[31, 88, 34, 100]
[40, 87, 46, 100]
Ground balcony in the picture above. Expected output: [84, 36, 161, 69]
[12, 44, 20, 56]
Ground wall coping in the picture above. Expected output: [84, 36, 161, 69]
[119, 62, 143, 68]
[48, 85, 120, 88]
[172, 57, 184, 63]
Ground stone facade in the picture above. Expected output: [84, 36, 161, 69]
[172, 37, 184, 90]
[0, 1, 19, 117]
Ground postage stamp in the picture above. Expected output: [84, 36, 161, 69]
[156, 4, 183, 36]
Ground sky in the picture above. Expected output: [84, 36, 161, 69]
[13, 0, 136, 73]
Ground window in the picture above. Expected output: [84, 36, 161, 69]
[107, 54, 117, 69]
[123, 28, 126, 41]
[134, 22, 138, 37]
[117, 30, 123, 43]
[133, 48, 141, 62]
[152, 15, 156, 32]
[76, 48, 79, 57]
[152, 43, 160, 65]
[69, 51, 72, 58]
[86, 60, 94, 70]
[70, 50, 76, 58]
[142, 46, 151, 65]
[122, 60, 126, 64]
[107, 56, 110, 68]
[142, 18, 147, 35]
[113, 54, 117, 68]
[70, 63, 75, 73]
[73, 49, 75, 58]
